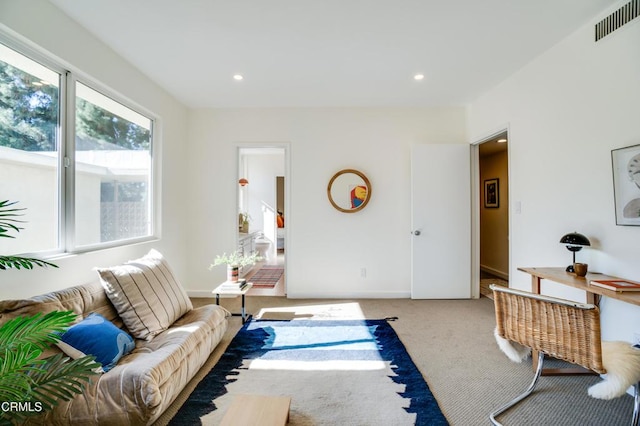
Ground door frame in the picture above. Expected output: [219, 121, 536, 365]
[235, 142, 291, 293]
[470, 126, 511, 299]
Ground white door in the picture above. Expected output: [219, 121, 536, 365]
[411, 144, 471, 299]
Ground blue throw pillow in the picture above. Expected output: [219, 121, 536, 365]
[57, 312, 135, 372]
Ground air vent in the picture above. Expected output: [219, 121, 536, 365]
[595, 0, 639, 41]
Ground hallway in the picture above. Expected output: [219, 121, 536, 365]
[479, 270, 508, 300]
[245, 250, 285, 297]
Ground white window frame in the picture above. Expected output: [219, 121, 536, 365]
[0, 31, 159, 258]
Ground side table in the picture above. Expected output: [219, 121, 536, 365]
[213, 282, 253, 324]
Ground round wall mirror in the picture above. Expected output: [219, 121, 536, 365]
[327, 169, 371, 213]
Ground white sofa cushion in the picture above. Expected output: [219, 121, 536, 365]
[97, 249, 193, 340]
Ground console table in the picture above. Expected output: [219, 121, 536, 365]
[518, 267, 640, 308]
[518, 267, 640, 375]
[238, 232, 258, 277]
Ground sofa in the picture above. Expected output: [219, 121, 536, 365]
[0, 250, 229, 425]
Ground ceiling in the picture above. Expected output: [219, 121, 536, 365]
[479, 131, 508, 157]
[49, 0, 612, 109]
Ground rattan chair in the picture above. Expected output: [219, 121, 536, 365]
[490, 284, 640, 426]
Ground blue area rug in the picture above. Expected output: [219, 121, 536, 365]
[170, 319, 448, 425]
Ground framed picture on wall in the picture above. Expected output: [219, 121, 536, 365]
[612, 144, 640, 226]
[484, 178, 499, 208]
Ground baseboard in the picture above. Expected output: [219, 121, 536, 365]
[480, 265, 509, 281]
[286, 291, 412, 299]
[188, 289, 411, 299]
[187, 290, 217, 298]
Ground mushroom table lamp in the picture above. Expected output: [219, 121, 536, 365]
[559, 232, 591, 273]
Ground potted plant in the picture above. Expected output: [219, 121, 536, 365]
[238, 212, 250, 233]
[210, 250, 262, 282]
[0, 199, 99, 422]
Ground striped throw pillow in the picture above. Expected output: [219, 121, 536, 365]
[97, 249, 193, 340]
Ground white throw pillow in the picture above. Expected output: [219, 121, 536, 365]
[97, 249, 193, 340]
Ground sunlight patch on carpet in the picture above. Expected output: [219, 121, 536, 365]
[248, 359, 387, 370]
[255, 301, 365, 320]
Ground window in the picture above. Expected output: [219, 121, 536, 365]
[0, 42, 61, 254]
[74, 82, 152, 247]
[0, 40, 155, 256]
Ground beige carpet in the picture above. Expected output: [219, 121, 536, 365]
[154, 296, 634, 426]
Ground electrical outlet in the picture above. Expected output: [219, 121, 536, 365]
[633, 332, 640, 346]
[360, 268, 367, 278]
[515, 201, 522, 214]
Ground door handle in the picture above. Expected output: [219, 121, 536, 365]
[413, 230, 421, 236]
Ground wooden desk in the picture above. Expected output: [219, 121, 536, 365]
[518, 267, 640, 308]
[518, 267, 640, 375]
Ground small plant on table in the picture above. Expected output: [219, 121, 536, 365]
[210, 250, 262, 282]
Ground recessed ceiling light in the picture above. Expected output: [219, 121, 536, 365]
[497, 138, 507, 143]
[414, 74, 425, 81]
[233, 74, 244, 81]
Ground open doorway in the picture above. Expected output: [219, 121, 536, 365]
[477, 131, 509, 298]
[237, 146, 288, 296]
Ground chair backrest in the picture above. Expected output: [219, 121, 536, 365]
[491, 284, 606, 374]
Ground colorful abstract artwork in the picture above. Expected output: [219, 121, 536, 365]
[351, 185, 367, 209]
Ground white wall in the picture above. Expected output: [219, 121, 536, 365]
[468, 1, 640, 341]
[0, 0, 189, 299]
[186, 108, 466, 297]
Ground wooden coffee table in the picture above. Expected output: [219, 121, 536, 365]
[220, 394, 291, 426]
[213, 282, 253, 324]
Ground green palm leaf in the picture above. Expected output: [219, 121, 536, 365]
[27, 353, 99, 411]
[0, 347, 38, 400]
[0, 199, 57, 270]
[0, 311, 100, 423]
[0, 200, 25, 238]
[0, 311, 76, 353]
[0, 256, 58, 270]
